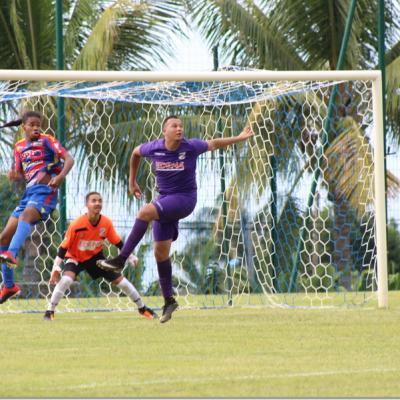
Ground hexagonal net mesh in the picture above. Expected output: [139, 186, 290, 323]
[0, 73, 385, 312]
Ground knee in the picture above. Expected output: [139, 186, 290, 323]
[112, 276, 123, 285]
[20, 209, 39, 224]
[154, 248, 169, 263]
[0, 232, 10, 246]
[137, 204, 158, 222]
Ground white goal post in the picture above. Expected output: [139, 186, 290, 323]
[0, 69, 388, 311]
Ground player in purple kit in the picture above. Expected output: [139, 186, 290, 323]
[98, 115, 254, 322]
[0, 111, 74, 303]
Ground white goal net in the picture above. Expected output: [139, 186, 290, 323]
[0, 69, 388, 312]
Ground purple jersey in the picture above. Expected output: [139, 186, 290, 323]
[139, 138, 208, 195]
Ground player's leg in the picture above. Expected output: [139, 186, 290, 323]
[154, 238, 178, 323]
[0, 189, 29, 268]
[97, 203, 159, 271]
[88, 253, 157, 319]
[2, 185, 57, 268]
[0, 217, 20, 303]
[6, 207, 41, 260]
[44, 265, 78, 320]
[111, 275, 158, 319]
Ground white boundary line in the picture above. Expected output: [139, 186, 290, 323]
[66, 367, 399, 389]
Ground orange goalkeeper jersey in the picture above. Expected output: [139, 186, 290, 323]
[61, 214, 121, 263]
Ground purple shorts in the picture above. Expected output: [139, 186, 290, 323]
[152, 194, 197, 242]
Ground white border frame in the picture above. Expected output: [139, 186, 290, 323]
[0, 69, 388, 308]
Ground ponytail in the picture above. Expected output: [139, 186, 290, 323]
[0, 111, 42, 129]
[0, 119, 22, 129]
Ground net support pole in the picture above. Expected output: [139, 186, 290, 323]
[55, 0, 67, 235]
[288, 0, 358, 292]
[213, 46, 232, 305]
[372, 74, 389, 308]
[270, 154, 278, 291]
[377, 0, 389, 308]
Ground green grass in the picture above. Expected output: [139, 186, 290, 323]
[1, 293, 400, 397]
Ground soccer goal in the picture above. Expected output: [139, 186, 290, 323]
[0, 69, 387, 313]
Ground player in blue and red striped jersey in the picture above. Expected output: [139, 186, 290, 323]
[98, 115, 254, 323]
[0, 111, 74, 304]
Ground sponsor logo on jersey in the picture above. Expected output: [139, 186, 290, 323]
[178, 152, 186, 160]
[99, 227, 106, 238]
[78, 239, 103, 251]
[154, 152, 166, 156]
[155, 161, 184, 171]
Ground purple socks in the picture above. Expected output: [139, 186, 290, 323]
[120, 218, 149, 258]
[157, 258, 173, 299]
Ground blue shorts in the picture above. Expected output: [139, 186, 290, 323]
[152, 194, 197, 242]
[12, 184, 58, 222]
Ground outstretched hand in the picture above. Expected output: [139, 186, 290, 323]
[129, 181, 142, 199]
[49, 270, 60, 284]
[238, 126, 255, 141]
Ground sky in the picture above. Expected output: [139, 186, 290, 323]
[160, 28, 217, 71]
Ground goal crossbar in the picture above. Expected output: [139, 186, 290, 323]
[0, 69, 381, 82]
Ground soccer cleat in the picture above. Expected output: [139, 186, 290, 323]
[0, 284, 21, 304]
[96, 256, 125, 273]
[138, 305, 158, 319]
[43, 310, 55, 321]
[159, 298, 179, 323]
[0, 251, 17, 268]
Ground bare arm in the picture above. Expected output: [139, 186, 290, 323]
[48, 151, 75, 189]
[207, 126, 254, 151]
[129, 146, 143, 199]
[8, 169, 24, 181]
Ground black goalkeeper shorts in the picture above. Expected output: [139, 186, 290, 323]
[63, 252, 121, 282]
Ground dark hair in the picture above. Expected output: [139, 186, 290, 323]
[0, 111, 42, 129]
[162, 115, 180, 130]
[85, 191, 102, 203]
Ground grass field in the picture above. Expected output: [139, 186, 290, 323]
[1, 293, 400, 397]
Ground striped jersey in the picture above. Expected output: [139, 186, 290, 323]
[14, 133, 66, 187]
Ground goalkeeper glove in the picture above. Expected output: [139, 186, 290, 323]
[127, 254, 139, 267]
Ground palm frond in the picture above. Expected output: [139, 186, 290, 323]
[72, 1, 126, 70]
[186, 0, 305, 69]
[106, 0, 187, 70]
[325, 116, 400, 218]
[64, 0, 102, 66]
[9, 0, 32, 69]
[0, 2, 24, 69]
[386, 54, 400, 141]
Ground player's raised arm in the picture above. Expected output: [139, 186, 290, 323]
[129, 146, 143, 199]
[207, 126, 254, 151]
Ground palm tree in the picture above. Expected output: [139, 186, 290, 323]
[0, 0, 186, 71]
[0, 0, 187, 301]
[184, 0, 400, 293]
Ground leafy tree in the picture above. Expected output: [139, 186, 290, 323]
[387, 219, 400, 275]
[185, 0, 400, 290]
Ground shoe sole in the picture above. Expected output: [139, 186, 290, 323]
[96, 260, 122, 273]
[160, 303, 179, 323]
[0, 288, 21, 304]
[140, 311, 158, 319]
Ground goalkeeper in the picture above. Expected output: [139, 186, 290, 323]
[44, 192, 156, 320]
[98, 115, 254, 323]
